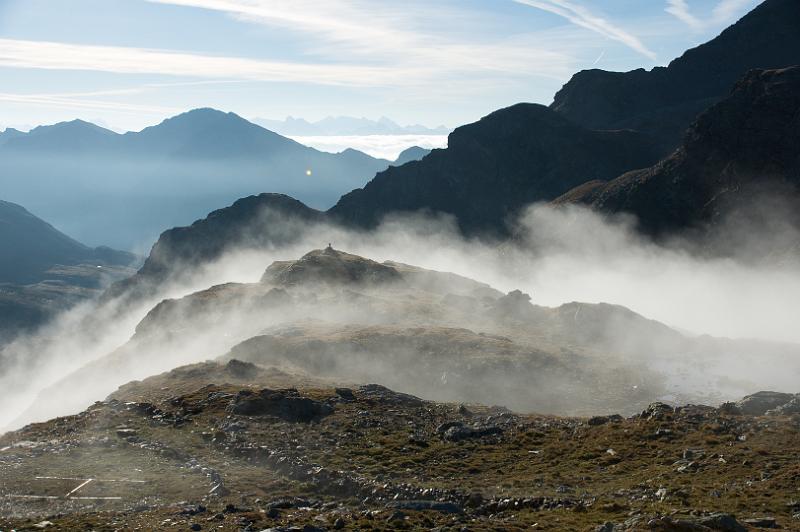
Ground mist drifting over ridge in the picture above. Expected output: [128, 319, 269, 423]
[2, 193, 800, 431]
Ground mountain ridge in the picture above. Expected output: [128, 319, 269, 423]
[327, 103, 661, 235]
[550, 0, 800, 153]
[555, 66, 800, 237]
[0, 108, 428, 248]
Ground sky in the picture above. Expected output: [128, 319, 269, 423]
[0, 0, 762, 133]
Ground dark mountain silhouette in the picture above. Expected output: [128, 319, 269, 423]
[0, 200, 134, 285]
[551, 0, 800, 154]
[141, 193, 322, 280]
[327, 103, 661, 235]
[0, 109, 391, 248]
[105, 194, 323, 301]
[556, 67, 800, 237]
[393, 146, 430, 166]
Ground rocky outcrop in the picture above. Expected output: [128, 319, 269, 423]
[228, 388, 332, 422]
[261, 247, 402, 287]
[557, 67, 800, 237]
[551, 0, 800, 153]
[736, 391, 798, 415]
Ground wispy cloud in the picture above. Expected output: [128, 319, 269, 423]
[0, 91, 179, 116]
[512, 0, 657, 60]
[143, 0, 577, 80]
[665, 0, 703, 30]
[0, 81, 251, 118]
[712, 0, 758, 22]
[665, 0, 758, 30]
[0, 38, 411, 87]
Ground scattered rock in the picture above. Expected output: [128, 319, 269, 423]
[588, 415, 623, 426]
[717, 402, 741, 415]
[641, 402, 674, 420]
[358, 384, 424, 406]
[442, 424, 502, 442]
[742, 517, 778, 528]
[694, 513, 747, 532]
[766, 396, 800, 416]
[334, 387, 355, 401]
[228, 389, 333, 422]
[267, 498, 312, 510]
[386, 500, 464, 514]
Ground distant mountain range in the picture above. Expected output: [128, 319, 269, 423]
[252, 116, 449, 136]
[0, 110, 429, 249]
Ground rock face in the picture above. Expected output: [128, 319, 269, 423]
[557, 67, 800, 236]
[328, 103, 660, 235]
[550, 0, 800, 153]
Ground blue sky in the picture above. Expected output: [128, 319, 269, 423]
[0, 0, 761, 132]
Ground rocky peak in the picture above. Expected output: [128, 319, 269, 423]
[261, 247, 403, 287]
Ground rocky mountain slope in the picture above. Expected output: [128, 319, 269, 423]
[550, 0, 800, 154]
[2, 364, 798, 530]
[328, 104, 660, 235]
[556, 67, 800, 238]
